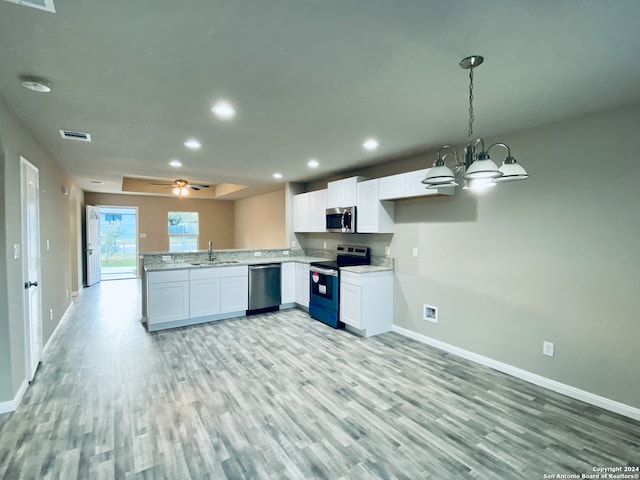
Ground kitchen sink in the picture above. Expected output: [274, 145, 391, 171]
[189, 260, 240, 266]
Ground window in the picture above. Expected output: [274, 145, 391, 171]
[168, 212, 199, 252]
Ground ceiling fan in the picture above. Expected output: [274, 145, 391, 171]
[151, 178, 210, 198]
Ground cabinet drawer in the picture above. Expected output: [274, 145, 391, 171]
[148, 269, 189, 284]
[189, 265, 248, 280]
[340, 271, 361, 286]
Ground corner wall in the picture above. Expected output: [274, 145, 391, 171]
[234, 189, 286, 249]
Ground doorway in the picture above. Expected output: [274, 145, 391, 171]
[99, 206, 138, 281]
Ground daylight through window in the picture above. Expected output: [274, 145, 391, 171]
[168, 211, 199, 252]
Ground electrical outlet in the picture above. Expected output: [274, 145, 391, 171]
[323, 242, 327, 249]
[46, 239, 50, 251]
[140, 233, 147, 238]
[292, 240, 297, 248]
[254, 251, 262, 257]
[13, 244, 20, 259]
[423, 304, 438, 323]
[49, 308, 53, 320]
[543, 341, 555, 357]
[162, 255, 172, 262]
[283, 250, 289, 255]
[66, 289, 69, 298]
[385, 246, 390, 256]
[412, 247, 419, 258]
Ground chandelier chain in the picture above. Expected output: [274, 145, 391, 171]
[468, 67, 474, 142]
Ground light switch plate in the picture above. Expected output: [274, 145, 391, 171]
[140, 233, 147, 239]
[543, 341, 555, 357]
[412, 247, 419, 258]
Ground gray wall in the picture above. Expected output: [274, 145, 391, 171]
[300, 103, 640, 409]
[0, 97, 80, 404]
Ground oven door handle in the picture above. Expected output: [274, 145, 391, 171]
[309, 266, 338, 276]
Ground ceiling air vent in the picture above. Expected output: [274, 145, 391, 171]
[2, 0, 56, 13]
[59, 130, 92, 142]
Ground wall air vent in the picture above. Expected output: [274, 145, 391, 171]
[2, 0, 56, 13]
[59, 130, 92, 142]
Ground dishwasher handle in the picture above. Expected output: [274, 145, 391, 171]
[249, 264, 281, 270]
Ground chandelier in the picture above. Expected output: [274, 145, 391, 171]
[422, 56, 529, 190]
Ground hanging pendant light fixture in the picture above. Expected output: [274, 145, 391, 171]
[422, 56, 528, 189]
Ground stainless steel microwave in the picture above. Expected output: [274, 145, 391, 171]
[326, 206, 356, 233]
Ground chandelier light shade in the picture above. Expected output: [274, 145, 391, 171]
[422, 55, 528, 190]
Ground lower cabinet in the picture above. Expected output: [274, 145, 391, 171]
[280, 262, 296, 306]
[295, 262, 310, 308]
[340, 269, 393, 337]
[147, 269, 190, 327]
[146, 265, 248, 331]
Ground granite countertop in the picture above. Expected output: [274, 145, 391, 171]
[340, 265, 393, 273]
[144, 256, 328, 272]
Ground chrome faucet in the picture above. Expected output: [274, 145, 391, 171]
[208, 240, 215, 262]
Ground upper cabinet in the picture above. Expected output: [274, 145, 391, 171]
[357, 179, 394, 233]
[293, 189, 327, 233]
[379, 168, 455, 200]
[327, 176, 366, 208]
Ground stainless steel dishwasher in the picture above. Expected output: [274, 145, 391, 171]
[247, 264, 281, 314]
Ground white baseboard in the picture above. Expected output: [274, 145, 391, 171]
[0, 379, 28, 415]
[43, 300, 74, 358]
[0, 302, 76, 415]
[392, 325, 640, 422]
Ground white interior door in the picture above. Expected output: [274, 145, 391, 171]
[86, 205, 101, 286]
[21, 157, 42, 381]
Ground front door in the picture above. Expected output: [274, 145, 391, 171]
[21, 157, 42, 381]
[86, 205, 101, 286]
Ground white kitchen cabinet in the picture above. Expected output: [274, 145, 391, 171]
[340, 269, 393, 337]
[294, 190, 327, 232]
[190, 274, 221, 318]
[280, 262, 296, 306]
[327, 176, 366, 208]
[295, 262, 309, 307]
[309, 189, 328, 232]
[378, 168, 455, 200]
[189, 265, 248, 317]
[357, 179, 394, 233]
[220, 275, 249, 313]
[147, 269, 190, 327]
[293, 193, 310, 232]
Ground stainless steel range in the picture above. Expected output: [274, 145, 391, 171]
[309, 245, 370, 328]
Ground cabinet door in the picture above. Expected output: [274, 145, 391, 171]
[309, 189, 327, 232]
[342, 177, 359, 206]
[340, 282, 362, 328]
[220, 275, 249, 313]
[293, 193, 310, 232]
[148, 281, 190, 324]
[356, 179, 379, 233]
[190, 277, 221, 318]
[405, 169, 433, 197]
[295, 262, 309, 307]
[326, 181, 342, 208]
[281, 262, 296, 304]
[379, 173, 406, 200]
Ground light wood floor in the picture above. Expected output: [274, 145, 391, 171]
[0, 279, 638, 479]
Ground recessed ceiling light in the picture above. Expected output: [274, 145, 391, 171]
[307, 159, 319, 168]
[211, 100, 236, 120]
[363, 138, 379, 151]
[90, 180, 104, 184]
[169, 159, 182, 167]
[184, 138, 201, 150]
[273, 173, 283, 180]
[20, 74, 51, 93]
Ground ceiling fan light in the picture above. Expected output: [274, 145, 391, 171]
[464, 158, 502, 180]
[495, 157, 529, 182]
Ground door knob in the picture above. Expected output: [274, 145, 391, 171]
[24, 281, 38, 289]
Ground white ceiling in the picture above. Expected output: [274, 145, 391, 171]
[2, 0, 640, 197]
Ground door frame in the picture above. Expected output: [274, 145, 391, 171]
[20, 156, 43, 382]
[97, 205, 140, 279]
[85, 205, 101, 286]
